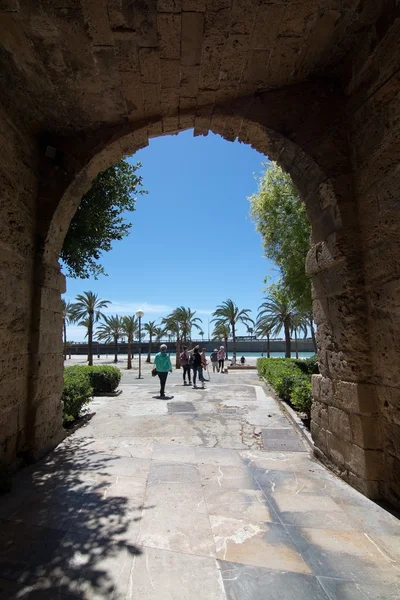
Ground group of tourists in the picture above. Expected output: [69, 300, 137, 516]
[153, 344, 226, 398]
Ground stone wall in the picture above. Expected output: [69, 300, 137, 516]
[0, 1, 399, 509]
[0, 107, 63, 467]
[310, 7, 400, 504]
[349, 9, 400, 506]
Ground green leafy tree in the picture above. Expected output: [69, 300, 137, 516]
[62, 299, 75, 360]
[212, 323, 230, 358]
[70, 292, 110, 365]
[212, 299, 253, 360]
[96, 314, 124, 363]
[144, 320, 158, 363]
[121, 316, 138, 369]
[249, 162, 312, 312]
[61, 160, 146, 279]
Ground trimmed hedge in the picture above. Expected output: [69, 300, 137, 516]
[62, 368, 93, 423]
[257, 357, 315, 417]
[62, 365, 121, 424]
[66, 365, 121, 394]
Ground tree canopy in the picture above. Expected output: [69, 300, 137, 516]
[249, 162, 311, 312]
[61, 159, 147, 279]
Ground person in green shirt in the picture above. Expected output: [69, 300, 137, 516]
[154, 344, 172, 398]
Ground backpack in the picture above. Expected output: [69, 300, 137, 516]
[189, 352, 195, 366]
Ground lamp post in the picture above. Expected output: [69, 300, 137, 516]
[167, 330, 172, 356]
[136, 309, 144, 379]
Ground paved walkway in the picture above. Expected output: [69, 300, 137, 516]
[1, 368, 400, 599]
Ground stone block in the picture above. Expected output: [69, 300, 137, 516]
[160, 58, 181, 89]
[345, 444, 384, 481]
[382, 420, 400, 460]
[310, 421, 327, 454]
[328, 406, 351, 442]
[350, 414, 382, 450]
[319, 376, 334, 405]
[325, 430, 348, 467]
[334, 381, 378, 415]
[181, 12, 204, 67]
[158, 13, 181, 59]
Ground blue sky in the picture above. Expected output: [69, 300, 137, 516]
[64, 130, 279, 341]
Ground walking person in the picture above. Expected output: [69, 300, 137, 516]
[191, 346, 206, 389]
[210, 348, 219, 372]
[154, 344, 172, 398]
[201, 348, 209, 381]
[217, 346, 225, 373]
[180, 345, 191, 386]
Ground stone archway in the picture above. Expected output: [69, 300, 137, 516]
[0, 1, 399, 508]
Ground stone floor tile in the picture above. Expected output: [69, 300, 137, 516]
[240, 449, 317, 472]
[144, 480, 207, 513]
[0, 577, 23, 600]
[6, 491, 81, 532]
[199, 464, 258, 490]
[262, 428, 307, 452]
[205, 487, 278, 522]
[151, 443, 197, 464]
[28, 531, 141, 599]
[210, 516, 311, 572]
[126, 547, 226, 599]
[219, 562, 330, 600]
[317, 576, 400, 600]
[196, 447, 243, 467]
[338, 503, 400, 536]
[137, 506, 216, 557]
[287, 526, 400, 586]
[270, 493, 357, 531]
[0, 520, 65, 583]
[68, 478, 146, 543]
[147, 461, 201, 484]
[112, 438, 154, 459]
[252, 468, 335, 498]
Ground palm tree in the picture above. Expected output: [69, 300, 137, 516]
[212, 299, 253, 361]
[162, 307, 202, 367]
[291, 311, 308, 359]
[199, 330, 204, 344]
[257, 289, 295, 358]
[154, 326, 164, 344]
[255, 316, 273, 358]
[96, 314, 124, 363]
[70, 292, 110, 366]
[121, 316, 137, 369]
[212, 322, 230, 358]
[176, 306, 202, 344]
[144, 320, 158, 363]
[62, 299, 74, 360]
[162, 311, 182, 368]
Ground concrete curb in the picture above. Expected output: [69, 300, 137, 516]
[259, 376, 314, 452]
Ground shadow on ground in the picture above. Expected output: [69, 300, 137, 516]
[0, 438, 148, 599]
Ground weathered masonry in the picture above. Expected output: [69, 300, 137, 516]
[0, 1, 399, 507]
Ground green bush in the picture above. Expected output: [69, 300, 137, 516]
[62, 368, 93, 423]
[291, 379, 312, 416]
[294, 355, 319, 375]
[257, 357, 313, 417]
[66, 365, 121, 393]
